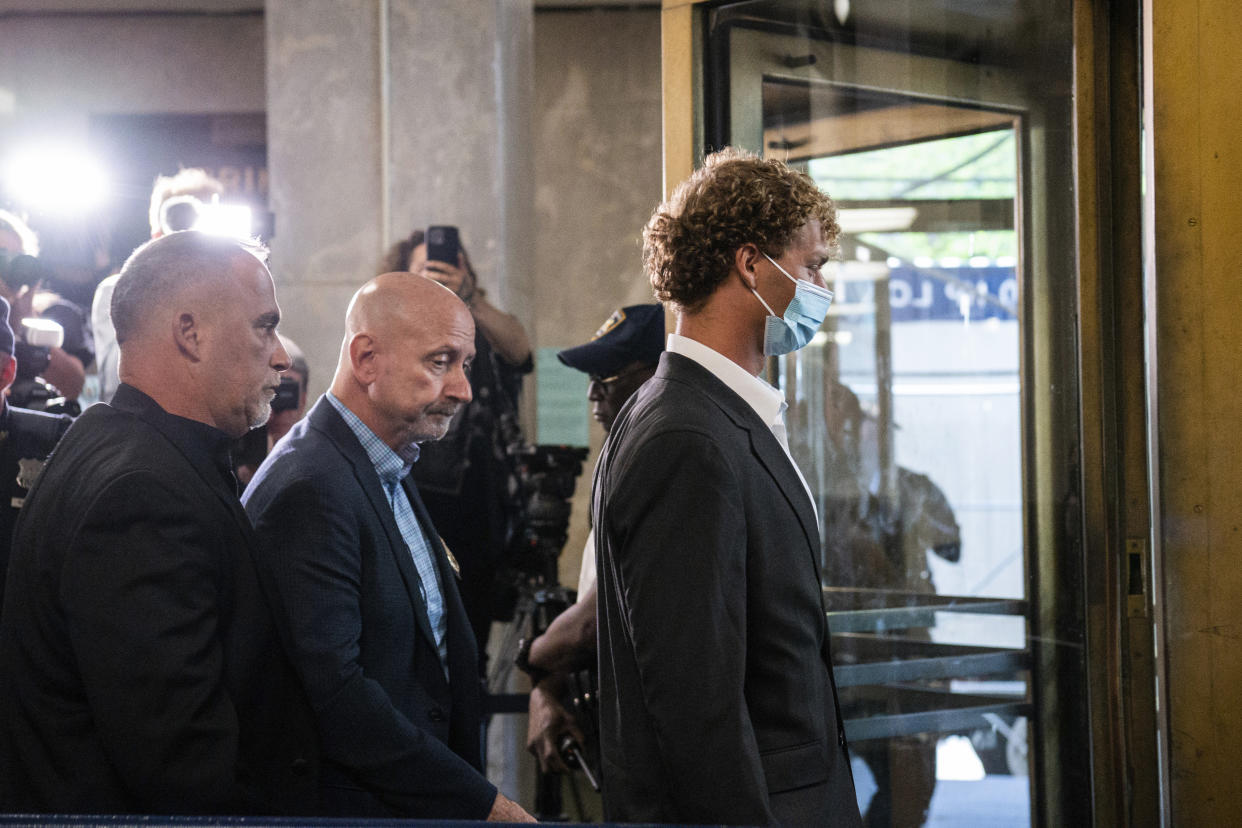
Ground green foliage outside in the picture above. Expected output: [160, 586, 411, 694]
[809, 129, 1019, 262]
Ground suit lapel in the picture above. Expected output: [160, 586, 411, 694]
[662, 354, 848, 730]
[309, 399, 439, 654]
[663, 354, 822, 573]
[747, 429, 821, 565]
[404, 478, 479, 689]
[654, 358, 850, 751]
[403, 478, 457, 597]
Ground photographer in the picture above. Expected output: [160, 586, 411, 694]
[233, 334, 308, 488]
[91, 169, 225, 403]
[0, 210, 91, 405]
[383, 227, 532, 668]
[520, 304, 663, 775]
[0, 295, 73, 610]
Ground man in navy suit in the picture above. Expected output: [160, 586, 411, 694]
[242, 272, 533, 822]
[593, 147, 862, 827]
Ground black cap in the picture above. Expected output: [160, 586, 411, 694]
[557, 304, 665, 378]
[0, 297, 13, 356]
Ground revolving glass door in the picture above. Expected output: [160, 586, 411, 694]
[703, 2, 1085, 825]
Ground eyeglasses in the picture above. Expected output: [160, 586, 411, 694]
[588, 365, 649, 395]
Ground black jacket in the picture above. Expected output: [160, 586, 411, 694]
[593, 352, 861, 827]
[242, 396, 496, 820]
[0, 384, 318, 815]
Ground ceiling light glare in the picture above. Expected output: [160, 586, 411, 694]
[837, 207, 918, 234]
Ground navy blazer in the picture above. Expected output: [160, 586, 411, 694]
[593, 352, 861, 827]
[242, 396, 496, 820]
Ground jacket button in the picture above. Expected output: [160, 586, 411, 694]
[428, 708, 446, 722]
[291, 757, 309, 776]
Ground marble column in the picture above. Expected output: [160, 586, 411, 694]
[265, 0, 534, 404]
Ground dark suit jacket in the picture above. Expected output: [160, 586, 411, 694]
[593, 352, 862, 827]
[0, 384, 318, 815]
[242, 396, 496, 820]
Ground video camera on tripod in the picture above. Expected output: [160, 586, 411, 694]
[487, 439, 589, 672]
[490, 442, 589, 626]
[506, 443, 590, 583]
[488, 441, 599, 819]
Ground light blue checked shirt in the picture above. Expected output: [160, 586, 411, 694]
[326, 393, 448, 670]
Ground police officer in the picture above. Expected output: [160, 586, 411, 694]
[522, 303, 665, 778]
[0, 295, 73, 608]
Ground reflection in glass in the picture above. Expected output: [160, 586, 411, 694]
[768, 80, 1031, 826]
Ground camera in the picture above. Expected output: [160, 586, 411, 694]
[0, 251, 51, 293]
[506, 444, 590, 583]
[159, 194, 272, 239]
[0, 253, 77, 415]
[490, 443, 589, 623]
[272, 375, 301, 413]
[10, 319, 74, 415]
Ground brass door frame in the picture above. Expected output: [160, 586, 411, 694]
[1074, 1, 1158, 825]
[1143, 1, 1242, 825]
[660, 0, 703, 197]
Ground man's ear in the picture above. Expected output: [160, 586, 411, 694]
[349, 333, 379, 384]
[0, 353, 16, 392]
[173, 311, 202, 361]
[733, 243, 763, 290]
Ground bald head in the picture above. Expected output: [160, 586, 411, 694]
[341, 272, 462, 352]
[332, 272, 475, 451]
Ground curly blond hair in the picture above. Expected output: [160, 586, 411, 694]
[643, 147, 839, 312]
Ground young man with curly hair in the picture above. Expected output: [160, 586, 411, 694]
[592, 147, 861, 827]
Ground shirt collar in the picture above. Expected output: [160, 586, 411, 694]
[325, 391, 420, 488]
[666, 333, 786, 429]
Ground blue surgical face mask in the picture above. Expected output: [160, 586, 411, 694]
[750, 252, 834, 356]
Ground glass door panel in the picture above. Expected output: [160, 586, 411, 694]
[709, 5, 1083, 826]
[788, 84, 1031, 828]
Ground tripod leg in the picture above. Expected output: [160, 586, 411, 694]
[566, 767, 590, 822]
[534, 767, 565, 821]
